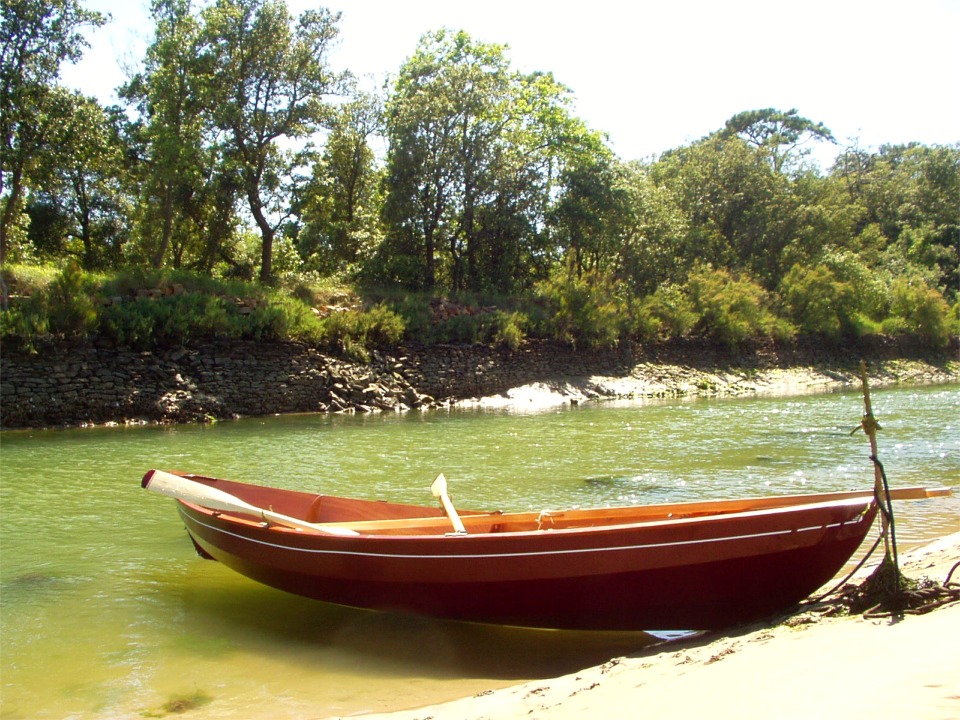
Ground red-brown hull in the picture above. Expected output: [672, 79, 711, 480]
[171, 478, 878, 630]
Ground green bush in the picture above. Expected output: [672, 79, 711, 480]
[246, 295, 324, 343]
[888, 278, 953, 346]
[821, 250, 891, 321]
[361, 303, 406, 348]
[686, 264, 779, 348]
[321, 303, 405, 361]
[0, 301, 47, 345]
[99, 298, 158, 348]
[533, 269, 623, 348]
[631, 284, 697, 341]
[386, 294, 432, 340]
[45, 264, 99, 337]
[0, 264, 98, 342]
[778, 264, 856, 338]
[99, 293, 239, 348]
[493, 311, 527, 350]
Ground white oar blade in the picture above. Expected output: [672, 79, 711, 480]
[429, 472, 467, 534]
[430, 473, 447, 499]
[142, 469, 263, 515]
[141, 470, 358, 536]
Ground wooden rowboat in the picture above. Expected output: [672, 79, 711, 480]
[141, 469, 949, 631]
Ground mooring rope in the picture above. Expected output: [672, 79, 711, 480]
[869, 453, 899, 572]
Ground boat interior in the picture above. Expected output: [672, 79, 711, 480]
[182, 474, 945, 537]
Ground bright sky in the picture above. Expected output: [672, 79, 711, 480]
[62, 0, 959, 167]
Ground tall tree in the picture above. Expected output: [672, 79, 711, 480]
[200, 0, 345, 283]
[831, 142, 960, 295]
[30, 95, 129, 268]
[295, 91, 384, 274]
[0, 0, 105, 264]
[549, 151, 624, 278]
[652, 134, 796, 287]
[613, 160, 689, 295]
[722, 108, 835, 173]
[381, 30, 599, 292]
[122, 0, 210, 269]
[382, 30, 508, 290]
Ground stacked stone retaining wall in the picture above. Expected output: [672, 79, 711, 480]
[0, 335, 955, 429]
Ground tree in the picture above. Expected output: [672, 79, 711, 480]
[613, 160, 688, 295]
[382, 30, 511, 291]
[295, 92, 384, 274]
[722, 108, 835, 173]
[549, 150, 624, 277]
[200, 0, 345, 283]
[122, 0, 211, 270]
[29, 95, 130, 268]
[381, 30, 602, 293]
[0, 0, 106, 264]
[653, 134, 792, 286]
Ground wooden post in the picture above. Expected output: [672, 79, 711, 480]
[858, 361, 897, 574]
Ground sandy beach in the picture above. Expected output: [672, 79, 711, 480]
[331, 533, 960, 720]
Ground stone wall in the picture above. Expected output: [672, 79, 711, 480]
[0, 335, 955, 429]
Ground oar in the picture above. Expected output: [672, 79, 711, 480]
[141, 469, 359, 536]
[431, 473, 467, 534]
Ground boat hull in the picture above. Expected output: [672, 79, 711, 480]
[173, 483, 877, 630]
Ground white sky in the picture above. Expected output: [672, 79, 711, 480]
[61, 0, 959, 167]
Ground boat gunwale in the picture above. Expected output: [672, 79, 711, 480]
[176, 491, 879, 543]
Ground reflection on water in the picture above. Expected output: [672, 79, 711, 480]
[1, 384, 958, 718]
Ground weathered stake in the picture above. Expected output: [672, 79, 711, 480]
[855, 360, 900, 581]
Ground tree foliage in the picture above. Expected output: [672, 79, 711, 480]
[379, 29, 605, 294]
[1, 3, 956, 350]
[200, 0, 346, 283]
[0, 0, 106, 263]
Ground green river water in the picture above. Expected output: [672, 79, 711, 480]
[2, 384, 958, 719]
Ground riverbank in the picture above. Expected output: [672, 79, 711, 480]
[1, 335, 957, 428]
[333, 533, 960, 720]
[459, 354, 959, 411]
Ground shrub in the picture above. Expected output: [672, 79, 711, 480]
[99, 298, 159, 348]
[44, 264, 99, 337]
[778, 264, 856, 338]
[889, 278, 953, 346]
[321, 303, 405, 361]
[99, 293, 240, 348]
[255, 294, 324, 343]
[388, 294, 433, 340]
[821, 250, 891, 321]
[631, 284, 697, 341]
[0, 301, 47, 346]
[533, 269, 623, 348]
[685, 264, 778, 348]
[493, 311, 527, 350]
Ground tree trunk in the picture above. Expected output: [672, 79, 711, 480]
[0, 166, 25, 265]
[248, 189, 274, 284]
[152, 185, 174, 269]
